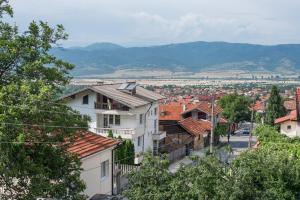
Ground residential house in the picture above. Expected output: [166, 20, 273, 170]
[159, 102, 224, 160]
[275, 87, 300, 138]
[67, 131, 119, 199]
[62, 82, 166, 163]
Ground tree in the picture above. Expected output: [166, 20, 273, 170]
[265, 85, 286, 125]
[115, 140, 135, 165]
[214, 123, 229, 136]
[124, 150, 300, 200]
[219, 93, 251, 123]
[0, 1, 88, 199]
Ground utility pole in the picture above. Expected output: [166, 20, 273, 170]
[210, 94, 215, 154]
[248, 99, 254, 148]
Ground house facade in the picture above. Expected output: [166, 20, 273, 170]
[67, 131, 119, 198]
[62, 82, 166, 163]
[159, 102, 224, 160]
[275, 87, 300, 138]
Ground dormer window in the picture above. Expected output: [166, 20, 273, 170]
[82, 95, 89, 104]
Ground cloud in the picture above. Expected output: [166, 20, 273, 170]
[8, 0, 300, 46]
[127, 12, 263, 45]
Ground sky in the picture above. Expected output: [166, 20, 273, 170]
[8, 0, 300, 47]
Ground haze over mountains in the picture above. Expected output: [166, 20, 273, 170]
[51, 41, 300, 78]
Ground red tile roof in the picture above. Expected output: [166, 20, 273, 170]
[219, 117, 228, 123]
[67, 131, 119, 159]
[182, 102, 223, 116]
[274, 110, 297, 124]
[251, 100, 266, 112]
[179, 117, 211, 136]
[159, 103, 184, 121]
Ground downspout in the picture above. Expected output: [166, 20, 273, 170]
[143, 102, 153, 152]
[111, 141, 123, 195]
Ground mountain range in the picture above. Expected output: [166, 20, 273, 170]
[50, 41, 300, 78]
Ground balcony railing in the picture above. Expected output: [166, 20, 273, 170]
[94, 102, 129, 111]
[153, 131, 166, 140]
[94, 127, 136, 136]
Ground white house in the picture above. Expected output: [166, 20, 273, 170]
[62, 82, 166, 163]
[67, 130, 120, 198]
[275, 87, 300, 138]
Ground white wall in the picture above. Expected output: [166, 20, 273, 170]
[65, 91, 160, 157]
[280, 121, 300, 138]
[66, 91, 97, 132]
[80, 147, 114, 198]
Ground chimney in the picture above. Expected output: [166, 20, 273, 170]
[182, 104, 186, 111]
[296, 87, 300, 120]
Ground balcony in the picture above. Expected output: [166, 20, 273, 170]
[94, 102, 129, 111]
[94, 127, 136, 139]
[153, 131, 166, 140]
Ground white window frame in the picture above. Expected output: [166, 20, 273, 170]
[100, 160, 109, 180]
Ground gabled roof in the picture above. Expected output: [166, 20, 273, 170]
[159, 103, 184, 121]
[67, 131, 119, 159]
[178, 117, 211, 136]
[275, 87, 300, 124]
[274, 110, 297, 124]
[61, 83, 165, 108]
[182, 102, 223, 116]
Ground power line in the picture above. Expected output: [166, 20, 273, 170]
[0, 122, 89, 129]
[0, 103, 83, 116]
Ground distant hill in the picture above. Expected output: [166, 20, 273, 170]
[50, 41, 300, 77]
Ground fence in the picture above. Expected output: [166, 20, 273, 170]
[165, 146, 186, 162]
[115, 163, 140, 176]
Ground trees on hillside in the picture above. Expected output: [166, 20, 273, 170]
[265, 85, 286, 125]
[0, 1, 88, 199]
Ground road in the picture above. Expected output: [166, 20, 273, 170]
[218, 133, 257, 163]
[169, 133, 257, 172]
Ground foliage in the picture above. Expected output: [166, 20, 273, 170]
[218, 93, 251, 131]
[0, 1, 88, 199]
[124, 149, 300, 200]
[123, 154, 171, 200]
[115, 140, 135, 165]
[214, 123, 229, 136]
[253, 125, 300, 157]
[124, 118, 300, 200]
[265, 85, 286, 125]
[107, 130, 114, 138]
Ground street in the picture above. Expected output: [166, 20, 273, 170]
[169, 133, 257, 172]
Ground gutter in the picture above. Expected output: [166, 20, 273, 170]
[143, 102, 153, 152]
[111, 140, 123, 195]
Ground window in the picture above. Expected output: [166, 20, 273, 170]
[115, 115, 121, 125]
[154, 107, 157, 115]
[287, 125, 292, 130]
[138, 136, 141, 146]
[109, 115, 114, 125]
[101, 160, 109, 179]
[139, 114, 143, 124]
[82, 95, 89, 104]
[154, 119, 157, 131]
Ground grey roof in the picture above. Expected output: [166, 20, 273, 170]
[62, 83, 165, 108]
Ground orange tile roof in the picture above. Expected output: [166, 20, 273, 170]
[159, 103, 184, 121]
[219, 117, 228, 123]
[67, 131, 119, 159]
[251, 100, 266, 111]
[182, 102, 223, 116]
[179, 117, 211, 136]
[274, 110, 297, 124]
